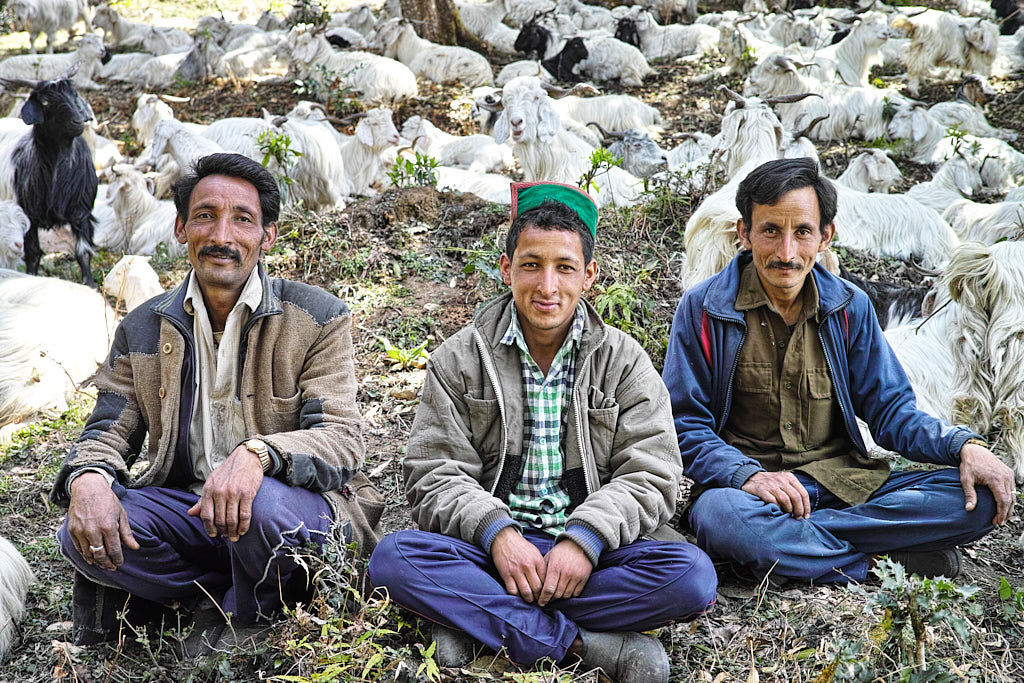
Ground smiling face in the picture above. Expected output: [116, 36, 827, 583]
[174, 174, 277, 297]
[499, 226, 598, 352]
[738, 186, 834, 304]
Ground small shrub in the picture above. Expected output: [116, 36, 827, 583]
[578, 147, 623, 195]
[388, 152, 439, 189]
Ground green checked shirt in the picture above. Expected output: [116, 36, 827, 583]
[500, 301, 586, 536]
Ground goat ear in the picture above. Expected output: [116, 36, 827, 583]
[952, 163, 976, 196]
[20, 96, 43, 125]
[910, 110, 929, 143]
[493, 110, 511, 144]
[355, 119, 374, 146]
[536, 98, 561, 143]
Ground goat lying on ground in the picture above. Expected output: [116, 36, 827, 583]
[890, 10, 999, 96]
[0, 535, 34, 661]
[6, 0, 93, 55]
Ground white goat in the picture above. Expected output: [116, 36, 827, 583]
[554, 93, 665, 137]
[340, 108, 401, 196]
[928, 75, 1018, 142]
[7, 0, 93, 54]
[373, 18, 493, 87]
[0, 271, 116, 431]
[486, 77, 644, 207]
[433, 166, 512, 204]
[0, 535, 33, 660]
[0, 201, 30, 270]
[327, 5, 378, 37]
[401, 116, 514, 174]
[836, 149, 902, 193]
[287, 26, 419, 103]
[943, 200, 1024, 243]
[496, 60, 555, 86]
[267, 112, 349, 210]
[101, 254, 163, 313]
[105, 164, 181, 257]
[887, 104, 1024, 191]
[0, 33, 105, 90]
[92, 4, 191, 55]
[621, 7, 719, 61]
[96, 50, 191, 89]
[146, 119, 224, 189]
[890, 10, 999, 96]
[904, 157, 984, 213]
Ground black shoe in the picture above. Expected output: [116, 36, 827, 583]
[575, 628, 669, 683]
[181, 598, 229, 659]
[885, 548, 962, 579]
[71, 572, 165, 646]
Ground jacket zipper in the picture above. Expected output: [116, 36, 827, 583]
[473, 329, 509, 495]
[705, 309, 746, 431]
[818, 294, 860, 450]
[571, 329, 607, 495]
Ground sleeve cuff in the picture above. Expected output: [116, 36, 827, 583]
[476, 510, 520, 553]
[948, 429, 983, 465]
[730, 463, 763, 489]
[558, 523, 606, 566]
[65, 466, 116, 497]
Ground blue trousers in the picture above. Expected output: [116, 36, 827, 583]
[367, 528, 718, 665]
[58, 478, 333, 623]
[689, 468, 996, 584]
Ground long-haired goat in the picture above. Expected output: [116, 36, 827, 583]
[373, 18, 494, 87]
[0, 535, 34, 660]
[6, 0, 93, 55]
[0, 76, 98, 286]
[836, 149, 902, 193]
[890, 10, 999, 96]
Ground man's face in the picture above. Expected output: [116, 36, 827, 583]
[738, 186, 834, 301]
[499, 226, 598, 343]
[174, 174, 277, 293]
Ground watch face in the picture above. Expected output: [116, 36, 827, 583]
[247, 439, 266, 452]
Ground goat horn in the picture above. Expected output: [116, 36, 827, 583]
[717, 85, 748, 106]
[794, 113, 829, 139]
[907, 255, 940, 277]
[272, 115, 288, 127]
[339, 111, 368, 124]
[902, 7, 929, 18]
[764, 92, 823, 104]
[586, 121, 623, 140]
[853, 0, 877, 14]
[308, 102, 328, 113]
[678, 132, 700, 141]
[0, 76, 39, 90]
[736, 14, 755, 25]
[160, 94, 190, 103]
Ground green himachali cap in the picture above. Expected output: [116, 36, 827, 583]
[510, 181, 599, 237]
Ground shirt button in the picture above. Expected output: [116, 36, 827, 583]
[162, 343, 173, 354]
[784, 381, 793, 390]
[158, 387, 166, 399]
[785, 422, 793, 430]
[777, 341, 786, 349]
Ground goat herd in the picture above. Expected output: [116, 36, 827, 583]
[0, 0, 1023, 663]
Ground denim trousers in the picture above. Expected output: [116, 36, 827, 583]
[367, 528, 718, 664]
[58, 477, 333, 623]
[688, 468, 996, 584]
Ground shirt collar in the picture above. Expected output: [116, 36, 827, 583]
[500, 299, 586, 358]
[735, 261, 820, 321]
[183, 264, 265, 317]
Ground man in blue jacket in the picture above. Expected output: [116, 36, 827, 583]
[663, 158, 1016, 584]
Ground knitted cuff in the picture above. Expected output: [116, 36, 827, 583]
[475, 509, 520, 553]
[558, 522, 606, 566]
[731, 463, 763, 489]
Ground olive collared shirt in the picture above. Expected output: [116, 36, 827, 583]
[723, 262, 890, 505]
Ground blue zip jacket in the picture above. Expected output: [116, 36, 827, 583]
[662, 252, 978, 492]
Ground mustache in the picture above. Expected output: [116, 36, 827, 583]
[198, 245, 241, 262]
[768, 260, 801, 270]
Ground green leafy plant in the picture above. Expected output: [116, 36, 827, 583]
[388, 152, 439, 189]
[578, 147, 623, 195]
[293, 63, 362, 117]
[255, 130, 303, 201]
[998, 576, 1024, 621]
[738, 45, 758, 71]
[378, 337, 429, 370]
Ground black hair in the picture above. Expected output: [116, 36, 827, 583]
[735, 157, 837, 236]
[505, 200, 594, 264]
[172, 152, 280, 227]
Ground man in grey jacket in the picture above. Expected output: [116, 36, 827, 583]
[368, 182, 717, 683]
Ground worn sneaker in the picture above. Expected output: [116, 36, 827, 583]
[181, 598, 228, 658]
[885, 548, 962, 579]
[431, 623, 481, 668]
[576, 628, 669, 683]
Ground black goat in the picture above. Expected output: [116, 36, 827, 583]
[514, 19, 551, 59]
[991, 0, 1024, 34]
[839, 265, 929, 330]
[614, 17, 642, 50]
[542, 37, 588, 82]
[2, 76, 98, 286]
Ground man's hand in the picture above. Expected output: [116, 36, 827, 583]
[538, 539, 592, 607]
[959, 442, 1016, 526]
[188, 444, 264, 541]
[491, 526, 546, 603]
[742, 471, 811, 519]
[67, 472, 139, 571]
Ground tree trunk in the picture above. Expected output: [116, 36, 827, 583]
[399, 0, 487, 52]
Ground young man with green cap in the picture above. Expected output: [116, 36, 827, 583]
[368, 182, 717, 682]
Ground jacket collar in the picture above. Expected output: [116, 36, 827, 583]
[149, 262, 283, 331]
[474, 290, 607, 356]
[704, 251, 855, 322]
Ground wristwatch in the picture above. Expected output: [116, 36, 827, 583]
[245, 438, 272, 472]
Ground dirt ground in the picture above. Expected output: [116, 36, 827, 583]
[1, 0, 1023, 681]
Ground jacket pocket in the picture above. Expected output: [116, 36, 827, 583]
[465, 395, 501, 456]
[588, 404, 619, 475]
[271, 390, 302, 413]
